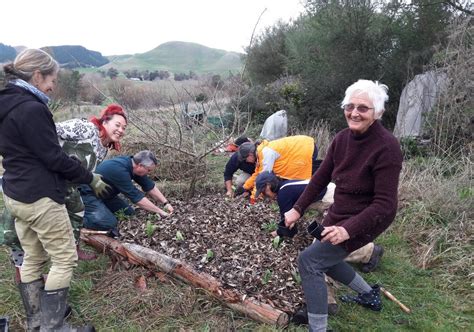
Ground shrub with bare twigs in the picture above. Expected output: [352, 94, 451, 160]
[425, 17, 473, 158]
[396, 18, 473, 294]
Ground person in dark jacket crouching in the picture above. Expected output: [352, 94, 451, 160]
[224, 136, 256, 197]
[0, 49, 108, 331]
[284, 80, 403, 331]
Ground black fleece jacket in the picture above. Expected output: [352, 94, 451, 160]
[0, 84, 93, 204]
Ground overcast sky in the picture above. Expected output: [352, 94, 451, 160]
[1, 0, 305, 56]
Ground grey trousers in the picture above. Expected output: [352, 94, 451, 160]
[298, 240, 355, 315]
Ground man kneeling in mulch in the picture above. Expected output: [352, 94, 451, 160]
[254, 171, 384, 322]
[79, 150, 174, 237]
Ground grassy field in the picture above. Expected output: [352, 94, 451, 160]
[0, 192, 472, 331]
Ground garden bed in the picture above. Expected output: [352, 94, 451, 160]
[119, 194, 319, 314]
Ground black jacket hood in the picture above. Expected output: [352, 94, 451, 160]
[0, 84, 40, 123]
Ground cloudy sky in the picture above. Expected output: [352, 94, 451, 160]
[2, 0, 305, 55]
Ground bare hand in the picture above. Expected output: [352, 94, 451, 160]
[159, 210, 169, 218]
[284, 208, 301, 229]
[321, 226, 350, 245]
[225, 190, 234, 198]
[164, 203, 174, 214]
[242, 191, 250, 198]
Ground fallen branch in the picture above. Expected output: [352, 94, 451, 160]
[81, 233, 289, 327]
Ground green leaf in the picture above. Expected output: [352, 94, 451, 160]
[262, 269, 272, 285]
[145, 220, 156, 238]
[272, 235, 281, 249]
[206, 249, 214, 260]
[175, 230, 185, 241]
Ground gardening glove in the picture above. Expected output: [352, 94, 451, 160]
[89, 173, 111, 198]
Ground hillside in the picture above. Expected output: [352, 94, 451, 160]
[0, 43, 109, 68]
[44, 45, 109, 68]
[103, 41, 243, 75]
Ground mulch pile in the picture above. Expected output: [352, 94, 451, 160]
[119, 194, 321, 313]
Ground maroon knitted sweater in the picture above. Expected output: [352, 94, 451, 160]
[294, 120, 403, 252]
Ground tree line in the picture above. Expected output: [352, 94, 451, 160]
[242, 0, 472, 131]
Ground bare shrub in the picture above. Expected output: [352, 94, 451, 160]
[394, 20, 473, 294]
[425, 17, 473, 158]
[297, 120, 333, 160]
[119, 78, 249, 198]
[80, 73, 107, 105]
[106, 79, 168, 110]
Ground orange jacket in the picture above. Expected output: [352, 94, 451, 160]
[243, 135, 315, 192]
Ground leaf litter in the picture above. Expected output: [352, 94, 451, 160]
[120, 194, 319, 314]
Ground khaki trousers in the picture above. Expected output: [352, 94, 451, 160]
[235, 172, 252, 188]
[3, 195, 77, 290]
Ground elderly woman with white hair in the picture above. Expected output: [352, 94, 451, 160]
[284, 79, 403, 331]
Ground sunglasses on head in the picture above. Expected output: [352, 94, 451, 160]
[343, 103, 374, 113]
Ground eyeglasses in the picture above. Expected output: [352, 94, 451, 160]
[343, 103, 374, 113]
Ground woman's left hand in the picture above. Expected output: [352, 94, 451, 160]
[321, 226, 350, 245]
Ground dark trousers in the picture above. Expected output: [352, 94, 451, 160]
[298, 240, 355, 315]
[79, 185, 134, 232]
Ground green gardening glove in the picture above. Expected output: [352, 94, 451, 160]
[90, 173, 111, 198]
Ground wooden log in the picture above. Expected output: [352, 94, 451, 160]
[81, 233, 289, 327]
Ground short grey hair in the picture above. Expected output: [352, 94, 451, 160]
[133, 150, 158, 167]
[3, 48, 59, 82]
[341, 79, 389, 119]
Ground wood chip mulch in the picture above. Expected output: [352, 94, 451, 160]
[119, 194, 320, 313]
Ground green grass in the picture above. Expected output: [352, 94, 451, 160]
[1, 175, 472, 331]
[1, 227, 471, 331]
[100, 41, 243, 75]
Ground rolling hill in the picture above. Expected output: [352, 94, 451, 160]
[0, 41, 243, 75]
[44, 45, 109, 68]
[103, 41, 243, 75]
[0, 43, 109, 68]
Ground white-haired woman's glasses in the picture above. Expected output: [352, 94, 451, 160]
[342, 103, 374, 113]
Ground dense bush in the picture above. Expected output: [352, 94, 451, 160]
[244, 0, 455, 131]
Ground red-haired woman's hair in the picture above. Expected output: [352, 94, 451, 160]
[90, 104, 127, 151]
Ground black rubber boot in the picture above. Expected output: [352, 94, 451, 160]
[290, 305, 308, 325]
[19, 278, 44, 331]
[290, 302, 339, 326]
[40, 288, 95, 331]
[340, 284, 383, 311]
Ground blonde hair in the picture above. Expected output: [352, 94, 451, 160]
[3, 48, 59, 82]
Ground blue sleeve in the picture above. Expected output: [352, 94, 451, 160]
[98, 160, 145, 204]
[277, 187, 300, 219]
[224, 153, 240, 181]
[276, 186, 303, 237]
[133, 175, 155, 194]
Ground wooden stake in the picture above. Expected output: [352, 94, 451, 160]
[380, 287, 411, 313]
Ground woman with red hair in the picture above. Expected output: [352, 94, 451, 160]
[57, 103, 128, 166]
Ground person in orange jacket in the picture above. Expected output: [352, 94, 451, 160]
[237, 135, 318, 198]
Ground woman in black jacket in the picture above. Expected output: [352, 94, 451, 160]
[0, 49, 106, 331]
